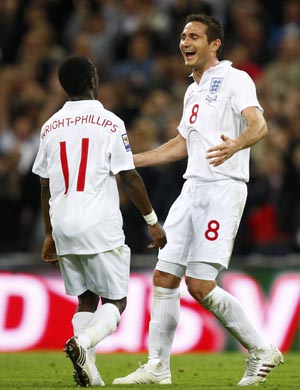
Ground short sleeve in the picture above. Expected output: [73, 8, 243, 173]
[177, 91, 189, 139]
[32, 137, 49, 178]
[110, 122, 135, 175]
[230, 70, 263, 114]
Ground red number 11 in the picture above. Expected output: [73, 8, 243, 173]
[60, 138, 89, 194]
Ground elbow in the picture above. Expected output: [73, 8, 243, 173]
[258, 118, 268, 139]
[262, 122, 268, 138]
[119, 169, 140, 190]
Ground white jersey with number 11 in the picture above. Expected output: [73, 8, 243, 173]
[32, 100, 134, 255]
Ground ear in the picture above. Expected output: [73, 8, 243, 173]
[212, 39, 222, 53]
[91, 75, 96, 90]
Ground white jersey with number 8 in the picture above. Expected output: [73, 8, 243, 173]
[178, 60, 262, 182]
[32, 100, 134, 255]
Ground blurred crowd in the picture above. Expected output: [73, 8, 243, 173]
[0, 0, 299, 256]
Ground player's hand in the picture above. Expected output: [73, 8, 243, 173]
[41, 235, 58, 264]
[147, 223, 167, 249]
[206, 134, 238, 166]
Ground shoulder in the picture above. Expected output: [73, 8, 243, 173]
[41, 110, 60, 128]
[228, 66, 255, 84]
[183, 81, 197, 103]
[40, 110, 61, 137]
[102, 107, 127, 134]
[103, 107, 124, 125]
[186, 80, 197, 93]
[227, 66, 257, 96]
[39, 103, 71, 140]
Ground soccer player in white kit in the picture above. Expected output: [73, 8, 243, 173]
[113, 14, 283, 387]
[32, 55, 166, 387]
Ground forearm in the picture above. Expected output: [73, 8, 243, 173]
[119, 169, 167, 248]
[235, 118, 268, 151]
[134, 134, 187, 168]
[235, 107, 268, 151]
[40, 178, 52, 236]
[206, 107, 268, 167]
[119, 170, 153, 216]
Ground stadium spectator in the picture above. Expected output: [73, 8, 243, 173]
[0, 109, 40, 251]
[0, 0, 299, 257]
[263, 27, 300, 99]
[277, 142, 300, 252]
[112, 31, 156, 96]
[62, 3, 117, 80]
[228, 0, 273, 65]
[223, 43, 264, 81]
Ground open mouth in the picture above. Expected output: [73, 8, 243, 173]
[184, 50, 196, 60]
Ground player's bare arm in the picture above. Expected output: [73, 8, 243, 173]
[40, 177, 58, 264]
[119, 169, 167, 249]
[206, 106, 268, 167]
[134, 133, 187, 168]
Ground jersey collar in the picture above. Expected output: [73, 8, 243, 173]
[190, 60, 232, 82]
[64, 100, 104, 109]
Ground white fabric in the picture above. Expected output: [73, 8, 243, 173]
[32, 100, 134, 255]
[178, 61, 262, 183]
[158, 179, 247, 268]
[201, 286, 270, 351]
[155, 260, 186, 279]
[156, 259, 223, 280]
[148, 286, 180, 369]
[143, 210, 158, 225]
[59, 245, 131, 299]
[185, 262, 223, 280]
[78, 303, 121, 349]
[72, 311, 96, 362]
[72, 311, 94, 336]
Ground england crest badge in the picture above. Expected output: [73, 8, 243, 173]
[206, 77, 223, 102]
[209, 77, 223, 94]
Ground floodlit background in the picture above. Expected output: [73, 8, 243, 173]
[0, 0, 299, 352]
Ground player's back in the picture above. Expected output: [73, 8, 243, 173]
[44, 100, 118, 196]
[35, 100, 129, 255]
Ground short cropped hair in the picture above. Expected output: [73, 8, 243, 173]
[57, 55, 95, 95]
[185, 14, 224, 55]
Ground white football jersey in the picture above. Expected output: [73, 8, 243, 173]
[32, 100, 134, 255]
[178, 61, 263, 182]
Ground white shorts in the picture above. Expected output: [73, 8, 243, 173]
[158, 179, 247, 269]
[156, 259, 223, 280]
[58, 245, 131, 299]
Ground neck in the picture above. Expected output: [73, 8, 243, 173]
[69, 96, 95, 101]
[192, 59, 220, 84]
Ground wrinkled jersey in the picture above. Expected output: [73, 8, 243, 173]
[178, 61, 262, 182]
[32, 100, 134, 255]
